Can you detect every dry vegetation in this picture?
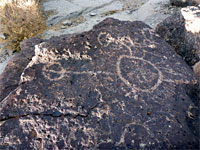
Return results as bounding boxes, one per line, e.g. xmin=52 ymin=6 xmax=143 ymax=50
xmin=0 ymin=0 xmax=47 ymax=51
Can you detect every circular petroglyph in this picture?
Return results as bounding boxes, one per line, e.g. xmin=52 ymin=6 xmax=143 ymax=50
xmin=42 ymin=62 xmax=66 ymax=81
xmin=117 ymin=55 xmax=163 ymax=92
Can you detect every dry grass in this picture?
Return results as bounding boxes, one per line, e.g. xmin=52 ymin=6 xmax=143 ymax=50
xmin=0 ymin=0 xmax=47 ymax=52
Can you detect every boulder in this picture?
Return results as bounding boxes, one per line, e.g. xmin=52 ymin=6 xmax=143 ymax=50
xmin=0 ymin=18 xmax=199 ymax=149
xmin=170 ymin=0 xmax=200 ymax=7
xmin=156 ymin=5 xmax=200 ymax=67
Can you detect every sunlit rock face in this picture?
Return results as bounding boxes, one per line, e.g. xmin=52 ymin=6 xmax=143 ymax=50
xmin=182 ymin=6 xmax=200 ymax=78
xmin=156 ymin=5 xmax=200 ymax=67
xmin=0 ymin=18 xmax=199 ymax=149
xmin=181 ymin=5 xmax=200 ymax=33
xmin=170 ymin=0 xmax=200 ymax=7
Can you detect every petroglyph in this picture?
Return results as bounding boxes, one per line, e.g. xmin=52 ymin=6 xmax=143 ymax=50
xmin=117 ymin=122 xmax=151 ymax=145
xmin=42 ymin=62 xmax=67 ymax=81
xmin=41 ymin=31 xmax=193 ymax=93
xmin=97 ymin=32 xmax=193 ymax=93
xmin=117 ymin=55 xmax=163 ymax=93
xmin=43 ymin=63 xmax=114 ymax=81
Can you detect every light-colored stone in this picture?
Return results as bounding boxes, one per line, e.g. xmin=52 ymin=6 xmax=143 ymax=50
xmin=0 ymin=33 xmax=7 ymax=40
xmin=181 ymin=5 xmax=200 ymax=33
xmin=90 ymin=12 xmax=97 ymax=16
xmin=62 ymin=20 xmax=72 ymax=26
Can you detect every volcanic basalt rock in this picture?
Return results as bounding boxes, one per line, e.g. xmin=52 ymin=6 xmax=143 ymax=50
xmin=156 ymin=5 xmax=200 ymax=67
xmin=0 ymin=18 xmax=199 ymax=149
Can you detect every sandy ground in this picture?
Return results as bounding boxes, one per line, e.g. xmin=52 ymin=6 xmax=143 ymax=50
xmin=0 ymin=0 xmax=179 ymax=74
xmin=42 ymin=0 xmax=178 ymax=37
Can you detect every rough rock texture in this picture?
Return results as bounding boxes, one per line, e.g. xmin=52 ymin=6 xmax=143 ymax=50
xmin=170 ymin=0 xmax=200 ymax=7
xmin=0 ymin=18 xmax=199 ymax=149
xmin=0 ymin=38 xmax=44 ymax=102
xmin=156 ymin=5 xmax=200 ymax=67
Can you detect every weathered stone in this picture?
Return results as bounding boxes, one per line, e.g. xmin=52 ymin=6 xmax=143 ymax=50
xmin=156 ymin=5 xmax=200 ymax=67
xmin=170 ymin=0 xmax=200 ymax=7
xmin=0 ymin=33 xmax=8 ymax=40
xmin=62 ymin=20 xmax=73 ymax=26
xmin=0 ymin=18 xmax=199 ymax=149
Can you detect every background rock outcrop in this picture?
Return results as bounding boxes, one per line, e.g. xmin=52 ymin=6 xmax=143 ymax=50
xmin=0 ymin=18 xmax=199 ymax=149
xmin=170 ymin=0 xmax=200 ymax=7
xmin=156 ymin=5 xmax=200 ymax=68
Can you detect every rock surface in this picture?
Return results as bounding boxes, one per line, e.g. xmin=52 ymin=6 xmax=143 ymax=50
xmin=0 ymin=38 xmax=43 ymax=103
xmin=156 ymin=5 xmax=200 ymax=67
xmin=170 ymin=0 xmax=200 ymax=7
xmin=0 ymin=18 xmax=199 ymax=149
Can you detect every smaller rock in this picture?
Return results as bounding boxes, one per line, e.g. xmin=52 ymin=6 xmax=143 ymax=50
xmin=61 ymin=26 xmax=67 ymax=29
xmin=62 ymin=20 xmax=72 ymax=26
xmin=181 ymin=5 xmax=200 ymax=33
xmin=90 ymin=12 xmax=97 ymax=16
xmin=0 ymin=33 xmax=8 ymax=40
xmin=156 ymin=5 xmax=200 ymax=67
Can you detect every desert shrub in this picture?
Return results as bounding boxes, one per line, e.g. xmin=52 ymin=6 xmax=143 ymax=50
xmin=0 ymin=0 xmax=47 ymax=52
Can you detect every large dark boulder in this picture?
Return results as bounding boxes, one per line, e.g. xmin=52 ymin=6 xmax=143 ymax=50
xmin=170 ymin=0 xmax=200 ymax=7
xmin=0 ymin=18 xmax=199 ymax=149
xmin=156 ymin=5 xmax=200 ymax=68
